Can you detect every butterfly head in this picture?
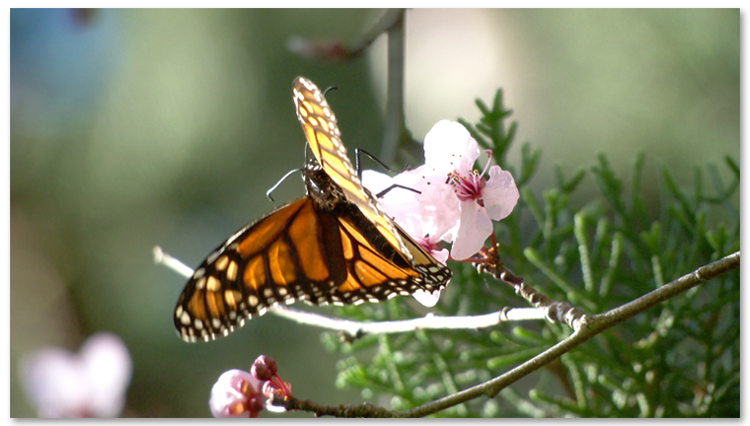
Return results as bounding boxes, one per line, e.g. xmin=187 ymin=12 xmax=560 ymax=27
xmin=304 ymin=157 xmax=346 ymax=211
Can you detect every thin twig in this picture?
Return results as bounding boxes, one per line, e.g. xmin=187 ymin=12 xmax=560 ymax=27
xmin=272 ymin=305 xmax=551 ymax=338
xmin=153 ymin=246 xmax=193 ymax=279
xmin=590 ymin=250 xmax=740 ymax=332
xmin=155 ymin=244 xmax=738 ymax=417
xmin=474 ymin=239 xmax=589 ymax=330
xmin=155 ymin=246 xmax=559 ymax=336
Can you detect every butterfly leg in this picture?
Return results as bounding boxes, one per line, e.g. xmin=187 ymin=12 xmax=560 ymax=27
xmin=374 ymin=184 xmax=420 ymax=199
xmin=354 ymin=148 xmax=402 ymax=181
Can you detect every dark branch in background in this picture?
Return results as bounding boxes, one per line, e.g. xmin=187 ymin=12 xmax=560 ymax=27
xmin=287 ymin=9 xmax=412 ymax=166
xmin=340 ymin=8 xmax=405 ymax=60
xmin=379 ymin=9 xmax=410 ymax=165
xmin=286 ymin=9 xmax=404 ymax=62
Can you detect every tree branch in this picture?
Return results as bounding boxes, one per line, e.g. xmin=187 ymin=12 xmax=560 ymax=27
xmin=154 ymin=245 xmax=738 ymax=417
xmin=273 ymin=251 xmax=740 ymax=417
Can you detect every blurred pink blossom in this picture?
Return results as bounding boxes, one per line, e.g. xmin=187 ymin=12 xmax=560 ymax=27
xmin=20 ymin=332 xmax=132 ymax=418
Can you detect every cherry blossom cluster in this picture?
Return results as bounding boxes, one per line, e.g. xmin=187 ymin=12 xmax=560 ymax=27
xmin=363 ymin=121 xmax=519 ymax=307
xmin=364 ymin=120 xmax=519 ymax=304
xmin=209 ymin=355 xmax=291 ymax=418
xmin=364 ymin=120 xmax=519 ymax=263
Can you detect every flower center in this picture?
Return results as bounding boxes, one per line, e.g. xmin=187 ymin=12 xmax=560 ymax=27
xmin=450 ymin=170 xmax=487 ymax=207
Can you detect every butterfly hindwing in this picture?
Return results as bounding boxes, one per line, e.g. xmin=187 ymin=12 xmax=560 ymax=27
xmin=175 ymin=178 xmax=441 ymax=342
xmin=175 ymin=197 xmax=309 ymax=342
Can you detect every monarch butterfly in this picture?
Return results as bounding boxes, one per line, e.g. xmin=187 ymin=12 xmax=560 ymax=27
xmin=174 ymin=77 xmax=452 ymax=342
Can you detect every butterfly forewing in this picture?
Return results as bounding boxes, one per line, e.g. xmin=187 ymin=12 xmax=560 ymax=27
xmin=292 ymin=77 xmax=414 ymax=263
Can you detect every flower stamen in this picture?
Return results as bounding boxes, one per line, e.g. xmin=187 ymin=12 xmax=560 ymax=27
xmin=449 ymin=170 xmax=487 ymax=206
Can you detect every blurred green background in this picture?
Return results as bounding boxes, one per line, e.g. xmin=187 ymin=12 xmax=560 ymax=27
xmin=10 ymin=9 xmax=739 ymax=417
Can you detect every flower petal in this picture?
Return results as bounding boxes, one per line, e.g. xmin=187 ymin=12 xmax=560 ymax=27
xmin=450 ymin=201 xmax=493 ymax=260
xmin=481 ymin=166 xmax=520 ymax=221
xmin=423 ymin=120 xmax=480 ymax=172
xmin=20 ymin=348 xmax=88 ymax=418
xmin=80 ymin=333 xmax=132 ymax=418
xmin=361 ymin=170 xmax=395 ymax=197
xmin=412 ymin=289 xmax=442 ymax=308
xmin=362 ymin=169 xmax=423 ymax=223
xmin=209 ymin=369 xmax=263 ymax=418
xmin=427 ymin=246 xmax=450 ymax=264
xmin=414 ymin=178 xmax=460 ymax=242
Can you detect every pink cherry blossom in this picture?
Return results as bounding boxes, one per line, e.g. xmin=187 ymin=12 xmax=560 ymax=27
xmin=19 ymin=332 xmax=132 ymax=418
xmin=365 ymin=120 xmax=519 ymax=262
xmin=412 ymin=120 xmax=518 ymax=260
xmin=209 ymin=369 xmax=266 ymax=418
xmin=210 ymin=355 xmax=291 ymax=418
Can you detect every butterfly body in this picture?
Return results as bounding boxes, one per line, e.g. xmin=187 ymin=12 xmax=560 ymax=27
xmin=174 ymin=77 xmax=451 ymax=342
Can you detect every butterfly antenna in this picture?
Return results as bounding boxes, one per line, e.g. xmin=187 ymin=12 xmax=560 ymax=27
xmin=353 ymin=148 xmax=421 ymax=198
xmin=266 ymin=168 xmax=303 ymax=202
xmin=323 ymin=86 xmax=338 ymax=97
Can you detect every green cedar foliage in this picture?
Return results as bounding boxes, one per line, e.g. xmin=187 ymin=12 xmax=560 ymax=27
xmin=325 ymin=89 xmax=739 ymax=418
